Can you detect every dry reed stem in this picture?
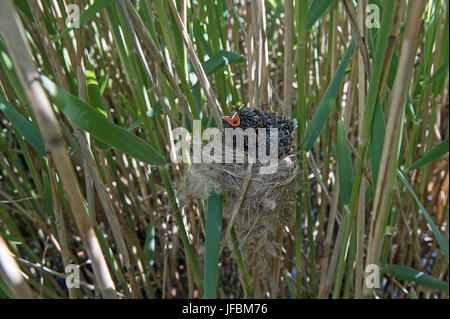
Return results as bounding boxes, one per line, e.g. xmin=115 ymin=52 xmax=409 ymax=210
xmin=270 ymin=228 xmax=283 ymax=298
xmin=258 ymin=0 xmax=269 ymax=109
xmin=15 ymin=257 xmax=97 ymax=291
xmin=341 ymin=0 xmax=370 ymax=80
xmin=78 ymin=2 xmax=142 ymax=297
xmin=355 ymin=0 xmax=367 ymax=299
xmin=364 ymin=0 xmax=427 ymax=298
xmin=282 ymin=0 xmax=294 ymax=116
xmin=0 ymin=0 xmax=117 ymax=299
xmin=318 ymin=207 xmax=346 ymax=298
xmin=123 ymin=0 xmax=193 ymax=122
xmin=246 ymin=0 xmax=256 ymax=107
xmin=49 ymin=159 xmax=76 ymax=299
xmin=317 ymin=43 xmax=358 ymax=298
xmin=75 ymin=0 xmax=95 ymax=241
xmin=378 ymin=0 xmax=404 ymax=96
xmin=0 ymin=234 xmax=33 ymax=298
xmin=119 ymin=0 xmax=193 ymax=126
xmin=27 ymin=0 xmax=70 ymax=91
xmin=168 ymin=0 xmax=223 ymax=130
xmin=219 ymin=163 xmax=254 ymax=256
xmin=117 ymin=0 xmax=178 ymax=129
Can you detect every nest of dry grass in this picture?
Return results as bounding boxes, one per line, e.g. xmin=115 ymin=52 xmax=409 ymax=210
xmin=178 ymin=143 xmax=299 ymax=281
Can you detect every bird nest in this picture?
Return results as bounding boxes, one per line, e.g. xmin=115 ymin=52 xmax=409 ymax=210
xmin=177 ymin=142 xmax=300 ymax=282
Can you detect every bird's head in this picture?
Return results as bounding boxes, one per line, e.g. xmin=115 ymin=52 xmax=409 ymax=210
xmin=222 ymin=112 xmax=240 ymax=128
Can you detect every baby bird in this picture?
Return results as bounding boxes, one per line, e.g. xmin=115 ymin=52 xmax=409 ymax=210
xmin=221 ymin=107 xmax=297 ymax=157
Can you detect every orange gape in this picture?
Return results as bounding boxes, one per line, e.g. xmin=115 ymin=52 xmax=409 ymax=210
xmin=222 ymin=114 xmax=240 ymax=127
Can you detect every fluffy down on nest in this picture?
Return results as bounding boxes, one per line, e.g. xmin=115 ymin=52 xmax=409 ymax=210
xmin=177 ymin=147 xmax=299 ymax=281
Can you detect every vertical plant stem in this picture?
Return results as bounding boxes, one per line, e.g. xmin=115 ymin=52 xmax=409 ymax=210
xmin=295 ymin=0 xmax=307 ymax=299
xmin=364 ymin=0 xmax=427 ymax=298
xmin=168 ymin=0 xmax=223 ymax=129
xmin=283 ymin=0 xmax=294 ymax=115
xmin=333 ymin=0 xmax=397 ymax=296
xmin=0 ymin=0 xmax=117 ymax=298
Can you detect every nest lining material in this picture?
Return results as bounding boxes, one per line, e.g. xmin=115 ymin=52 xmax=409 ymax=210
xmin=177 ymin=144 xmax=299 ymax=281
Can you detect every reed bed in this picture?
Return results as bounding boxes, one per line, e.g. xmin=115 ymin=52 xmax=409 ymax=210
xmin=0 ymin=0 xmax=448 ymax=299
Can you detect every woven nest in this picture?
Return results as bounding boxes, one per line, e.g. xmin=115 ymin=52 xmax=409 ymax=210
xmin=177 ymin=141 xmax=299 ymax=281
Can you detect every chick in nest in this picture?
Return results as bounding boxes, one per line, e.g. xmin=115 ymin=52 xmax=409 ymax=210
xmin=221 ymin=106 xmax=298 ymax=157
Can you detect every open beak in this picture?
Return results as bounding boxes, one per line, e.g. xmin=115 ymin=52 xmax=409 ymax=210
xmin=222 ymin=113 xmax=240 ymax=127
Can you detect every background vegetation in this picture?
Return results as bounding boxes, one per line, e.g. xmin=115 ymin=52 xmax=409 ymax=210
xmin=0 ymin=0 xmax=448 ymax=299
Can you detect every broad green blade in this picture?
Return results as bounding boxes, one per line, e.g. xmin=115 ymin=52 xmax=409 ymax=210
xmin=13 ymin=0 xmax=34 ymax=21
xmin=42 ymin=175 xmax=55 ymax=230
xmin=283 ymin=272 xmax=298 ymax=298
xmin=203 ymin=50 xmax=244 ymax=75
xmin=304 ymin=39 xmax=355 ymax=152
xmin=85 ymin=65 xmax=109 ymax=150
xmin=125 ymin=104 xmax=163 ymax=132
xmin=370 ymin=98 xmax=385 ymax=189
xmin=0 ymin=95 xmax=46 ymax=156
xmin=204 ymin=192 xmax=223 ymax=299
xmin=193 ymin=19 xmax=212 ymax=57
xmin=337 ymin=121 xmax=354 ymax=205
xmin=408 ymin=139 xmax=449 ymax=171
xmin=190 ymin=50 xmax=244 ymax=87
xmin=405 ymin=95 xmax=416 ymax=121
xmin=86 ymin=69 xmax=107 ymax=116
xmin=306 ymin=0 xmax=334 ymax=30
xmin=397 ymin=170 xmax=449 ymax=261
xmin=41 ymin=76 xmax=166 ymax=166
xmin=126 ymin=118 xmax=143 ymax=132
xmin=383 ymin=265 xmax=449 ymax=292
xmin=0 ymin=275 xmax=14 ymax=299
